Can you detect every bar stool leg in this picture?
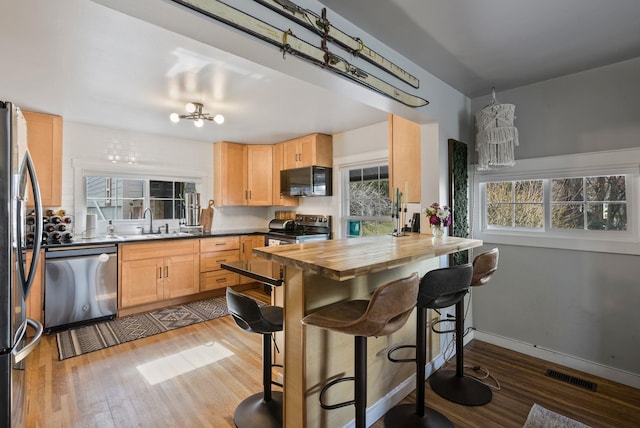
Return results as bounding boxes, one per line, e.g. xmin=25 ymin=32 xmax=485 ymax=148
xmin=354 ymin=336 xmax=367 ymax=428
xmin=384 ymin=308 xmax=453 ymax=427
xmin=429 ymin=300 xmax=492 ymax=406
xmin=233 ymin=332 xmax=283 ymax=428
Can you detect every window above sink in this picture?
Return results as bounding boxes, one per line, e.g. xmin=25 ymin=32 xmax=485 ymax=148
xmin=85 ymin=176 xmax=197 ymax=222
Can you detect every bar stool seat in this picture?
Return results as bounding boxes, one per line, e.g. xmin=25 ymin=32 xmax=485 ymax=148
xmin=302 ymin=272 xmax=420 ymax=428
xmin=226 ymin=288 xmax=283 ymax=428
xmin=385 ymin=264 xmax=473 ymax=427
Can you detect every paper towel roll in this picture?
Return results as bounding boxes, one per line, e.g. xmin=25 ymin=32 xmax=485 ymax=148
xmin=85 ymin=213 xmax=97 ymax=238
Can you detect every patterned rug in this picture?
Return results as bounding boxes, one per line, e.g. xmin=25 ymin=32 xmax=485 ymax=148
xmin=523 ymin=403 xmax=590 ymax=428
xmin=56 ymin=296 xmax=231 ymax=360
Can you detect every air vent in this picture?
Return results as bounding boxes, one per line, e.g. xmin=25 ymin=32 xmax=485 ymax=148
xmin=544 ymin=369 xmax=598 ymax=392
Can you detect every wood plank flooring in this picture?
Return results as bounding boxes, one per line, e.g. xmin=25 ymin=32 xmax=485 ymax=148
xmin=25 ymin=290 xmax=640 ymax=427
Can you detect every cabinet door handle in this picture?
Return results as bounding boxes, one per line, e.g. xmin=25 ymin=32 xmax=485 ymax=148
xmin=242 ymin=243 xmax=245 ymax=252
xmin=244 ymin=190 xmax=248 ymax=200
xmin=215 ymin=259 xmax=227 ymax=263
xmin=159 ymin=267 xmax=162 ymax=279
xmin=216 ymin=277 xmax=227 ymax=283
xmin=165 ymin=266 xmax=169 ymax=278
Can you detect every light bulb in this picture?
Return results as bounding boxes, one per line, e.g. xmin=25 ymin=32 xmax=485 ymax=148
xmin=185 ymin=102 xmax=196 ymax=113
xmin=169 ymin=113 xmax=180 ymax=123
xmin=213 ymin=114 xmax=225 ymax=124
xmin=194 ymin=118 xmax=204 ymax=127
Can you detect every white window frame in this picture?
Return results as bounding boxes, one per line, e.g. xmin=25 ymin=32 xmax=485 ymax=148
xmin=335 ymin=150 xmax=391 ymax=238
xmin=472 ymin=148 xmax=640 ymax=255
xmin=72 ymin=159 xmax=205 ymax=226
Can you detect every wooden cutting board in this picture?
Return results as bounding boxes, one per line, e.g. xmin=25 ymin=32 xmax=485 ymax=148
xmin=199 ymin=200 xmax=214 ymax=233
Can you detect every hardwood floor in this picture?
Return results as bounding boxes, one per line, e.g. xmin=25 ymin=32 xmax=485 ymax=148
xmin=25 ymin=291 xmax=640 ymax=427
xmin=371 ymin=340 xmax=640 ymax=428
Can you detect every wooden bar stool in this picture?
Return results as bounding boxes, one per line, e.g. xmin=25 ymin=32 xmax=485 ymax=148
xmin=301 ymin=272 xmax=420 ymax=428
xmin=385 ymin=264 xmax=473 ymax=427
xmin=226 ymin=288 xmax=283 ymax=428
xmin=429 ymin=248 xmax=499 ymax=406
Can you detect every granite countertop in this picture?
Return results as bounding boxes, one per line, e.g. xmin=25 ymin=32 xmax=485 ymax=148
xmin=254 ymin=233 xmax=482 ymax=281
xmin=42 ymin=228 xmax=269 ymax=249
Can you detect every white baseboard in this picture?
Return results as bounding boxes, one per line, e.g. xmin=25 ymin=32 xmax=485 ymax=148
xmin=473 ymin=330 xmax=640 ymax=389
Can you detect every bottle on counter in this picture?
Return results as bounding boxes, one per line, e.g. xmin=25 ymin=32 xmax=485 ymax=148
xmin=44 ymin=223 xmax=56 ymax=233
xmin=50 ymin=216 xmax=62 ymax=224
xmin=106 ymin=220 xmax=115 ymax=237
xmin=61 ymin=232 xmax=73 ymax=242
xmin=56 ymin=223 xmax=67 ymax=232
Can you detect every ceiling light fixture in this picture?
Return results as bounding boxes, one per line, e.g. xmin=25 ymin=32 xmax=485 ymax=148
xmin=170 ymin=102 xmax=224 ymax=127
xmin=475 ymin=88 xmax=519 ymax=170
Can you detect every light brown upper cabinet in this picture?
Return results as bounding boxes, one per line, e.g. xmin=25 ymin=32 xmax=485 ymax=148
xmin=272 ymin=143 xmax=299 ymax=206
xmin=214 ymin=142 xmax=273 ymax=206
xmin=388 ymin=114 xmax=421 ymax=203
xmin=22 ymin=111 xmax=63 ymax=207
xmin=282 ymin=133 xmax=333 ymax=170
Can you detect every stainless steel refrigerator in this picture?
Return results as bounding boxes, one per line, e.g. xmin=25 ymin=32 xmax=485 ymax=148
xmin=1 ymin=101 xmax=44 ymax=427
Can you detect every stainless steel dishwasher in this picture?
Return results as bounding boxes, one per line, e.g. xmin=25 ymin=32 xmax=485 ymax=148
xmin=44 ymin=245 xmax=117 ymax=333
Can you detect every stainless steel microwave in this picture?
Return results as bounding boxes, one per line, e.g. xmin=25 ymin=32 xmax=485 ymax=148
xmin=280 ymin=166 xmax=333 ymax=197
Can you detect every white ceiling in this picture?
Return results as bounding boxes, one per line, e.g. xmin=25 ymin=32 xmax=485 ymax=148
xmin=2 ymin=0 xmax=639 ymax=144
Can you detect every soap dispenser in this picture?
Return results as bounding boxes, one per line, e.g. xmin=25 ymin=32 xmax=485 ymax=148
xmin=106 ymin=220 xmax=115 ymax=237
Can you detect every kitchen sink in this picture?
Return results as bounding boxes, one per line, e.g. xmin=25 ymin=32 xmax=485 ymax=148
xmin=116 ymin=232 xmax=194 ymax=241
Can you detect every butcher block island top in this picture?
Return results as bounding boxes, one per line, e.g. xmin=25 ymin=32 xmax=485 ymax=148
xmin=252 ymin=233 xmax=482 ymax=428
xmin=253 ymin=233 xmax=482 ymax=281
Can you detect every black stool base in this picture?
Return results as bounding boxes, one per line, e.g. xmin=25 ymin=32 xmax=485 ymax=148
xmin=233 ymin=391 xmax=283 ymax=428
xmin=429 ymin=371 xmax=492 ymax=406
xmin=384 ymin=404 xmax=453 ymax=428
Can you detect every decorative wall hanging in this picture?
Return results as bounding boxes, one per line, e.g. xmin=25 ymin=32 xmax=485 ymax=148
xmin=447 ymin=139 xmax=469 ymax=266
xmin=475 ymin=88 xmax=519 ymax=170
xmin=253 ymin=0 xmax=420 ymax=88
xmin=171 ymin=0 xmax=428 ymax=108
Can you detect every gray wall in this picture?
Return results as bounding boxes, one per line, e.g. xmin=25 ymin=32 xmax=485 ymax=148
xmin=469 ymin=58 xmax=640 ymax=377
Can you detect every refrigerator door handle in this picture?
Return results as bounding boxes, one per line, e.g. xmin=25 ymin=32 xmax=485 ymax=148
xmin=12 ymin=318 xmax=43 ymax=363
xmin=16 ymin=150 xmax=43 ymax=297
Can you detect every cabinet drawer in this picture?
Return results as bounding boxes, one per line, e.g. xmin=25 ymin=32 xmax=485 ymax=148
xmin=121 ymin=239 xmax=198 ymax=261
xmin=200 ymin=250 xmax=239 ymax=272
xmin=200 ymin=236 xmax=240 ymax=252
xmin=200 ymin=271 xmax=239 ymax=291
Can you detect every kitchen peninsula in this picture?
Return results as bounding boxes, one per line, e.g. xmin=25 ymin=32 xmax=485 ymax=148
xmin=253 ymin=234 xmax=482 ymax=428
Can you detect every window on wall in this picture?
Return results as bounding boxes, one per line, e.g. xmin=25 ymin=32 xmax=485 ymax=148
xmin=483 ymin=175 xmax=627 ymax=232
xmin=85 ymin=176 xmax=196 ymax=221
xmin=343 ymin=164 xmax=394 ymax=237
xmin=474 ymin=149 xmax=639 ymax=255
xmin=486 ymin=180 xmax=543 ymax=229
xmin=551 ymin=176 xmax=626 ymax=230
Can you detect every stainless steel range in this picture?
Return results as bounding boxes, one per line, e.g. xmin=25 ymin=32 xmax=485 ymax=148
xmin=265 ymin=214 xmax=332 ymax=246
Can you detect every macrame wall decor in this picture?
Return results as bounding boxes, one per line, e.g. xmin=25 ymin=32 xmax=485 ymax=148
xmin=475 ymin=88 xmax=519 ymax=170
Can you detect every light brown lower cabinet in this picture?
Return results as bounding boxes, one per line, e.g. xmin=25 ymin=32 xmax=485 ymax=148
xmin=199 ymin=237 xmax=240 ymax=291
xmin=120 ymin=239 xmax=199 ymax=308
xmin=119 ymin=235 xmax=264 ymax=311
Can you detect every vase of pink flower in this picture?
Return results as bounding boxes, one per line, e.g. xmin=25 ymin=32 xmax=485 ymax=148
xmin=424 ymin=202 xmax=451 ymax=239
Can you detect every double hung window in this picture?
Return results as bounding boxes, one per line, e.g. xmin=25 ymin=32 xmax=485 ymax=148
xmin=343 ymin=164 xmax=394 ymax=237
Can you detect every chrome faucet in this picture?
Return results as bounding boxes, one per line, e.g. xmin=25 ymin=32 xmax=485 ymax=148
xmin=143 ymin=207 xmax=153 ymax=234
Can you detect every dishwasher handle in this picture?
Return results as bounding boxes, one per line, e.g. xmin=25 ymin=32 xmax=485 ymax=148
xmin=45 ymin=245 xmax=117 ymax=259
